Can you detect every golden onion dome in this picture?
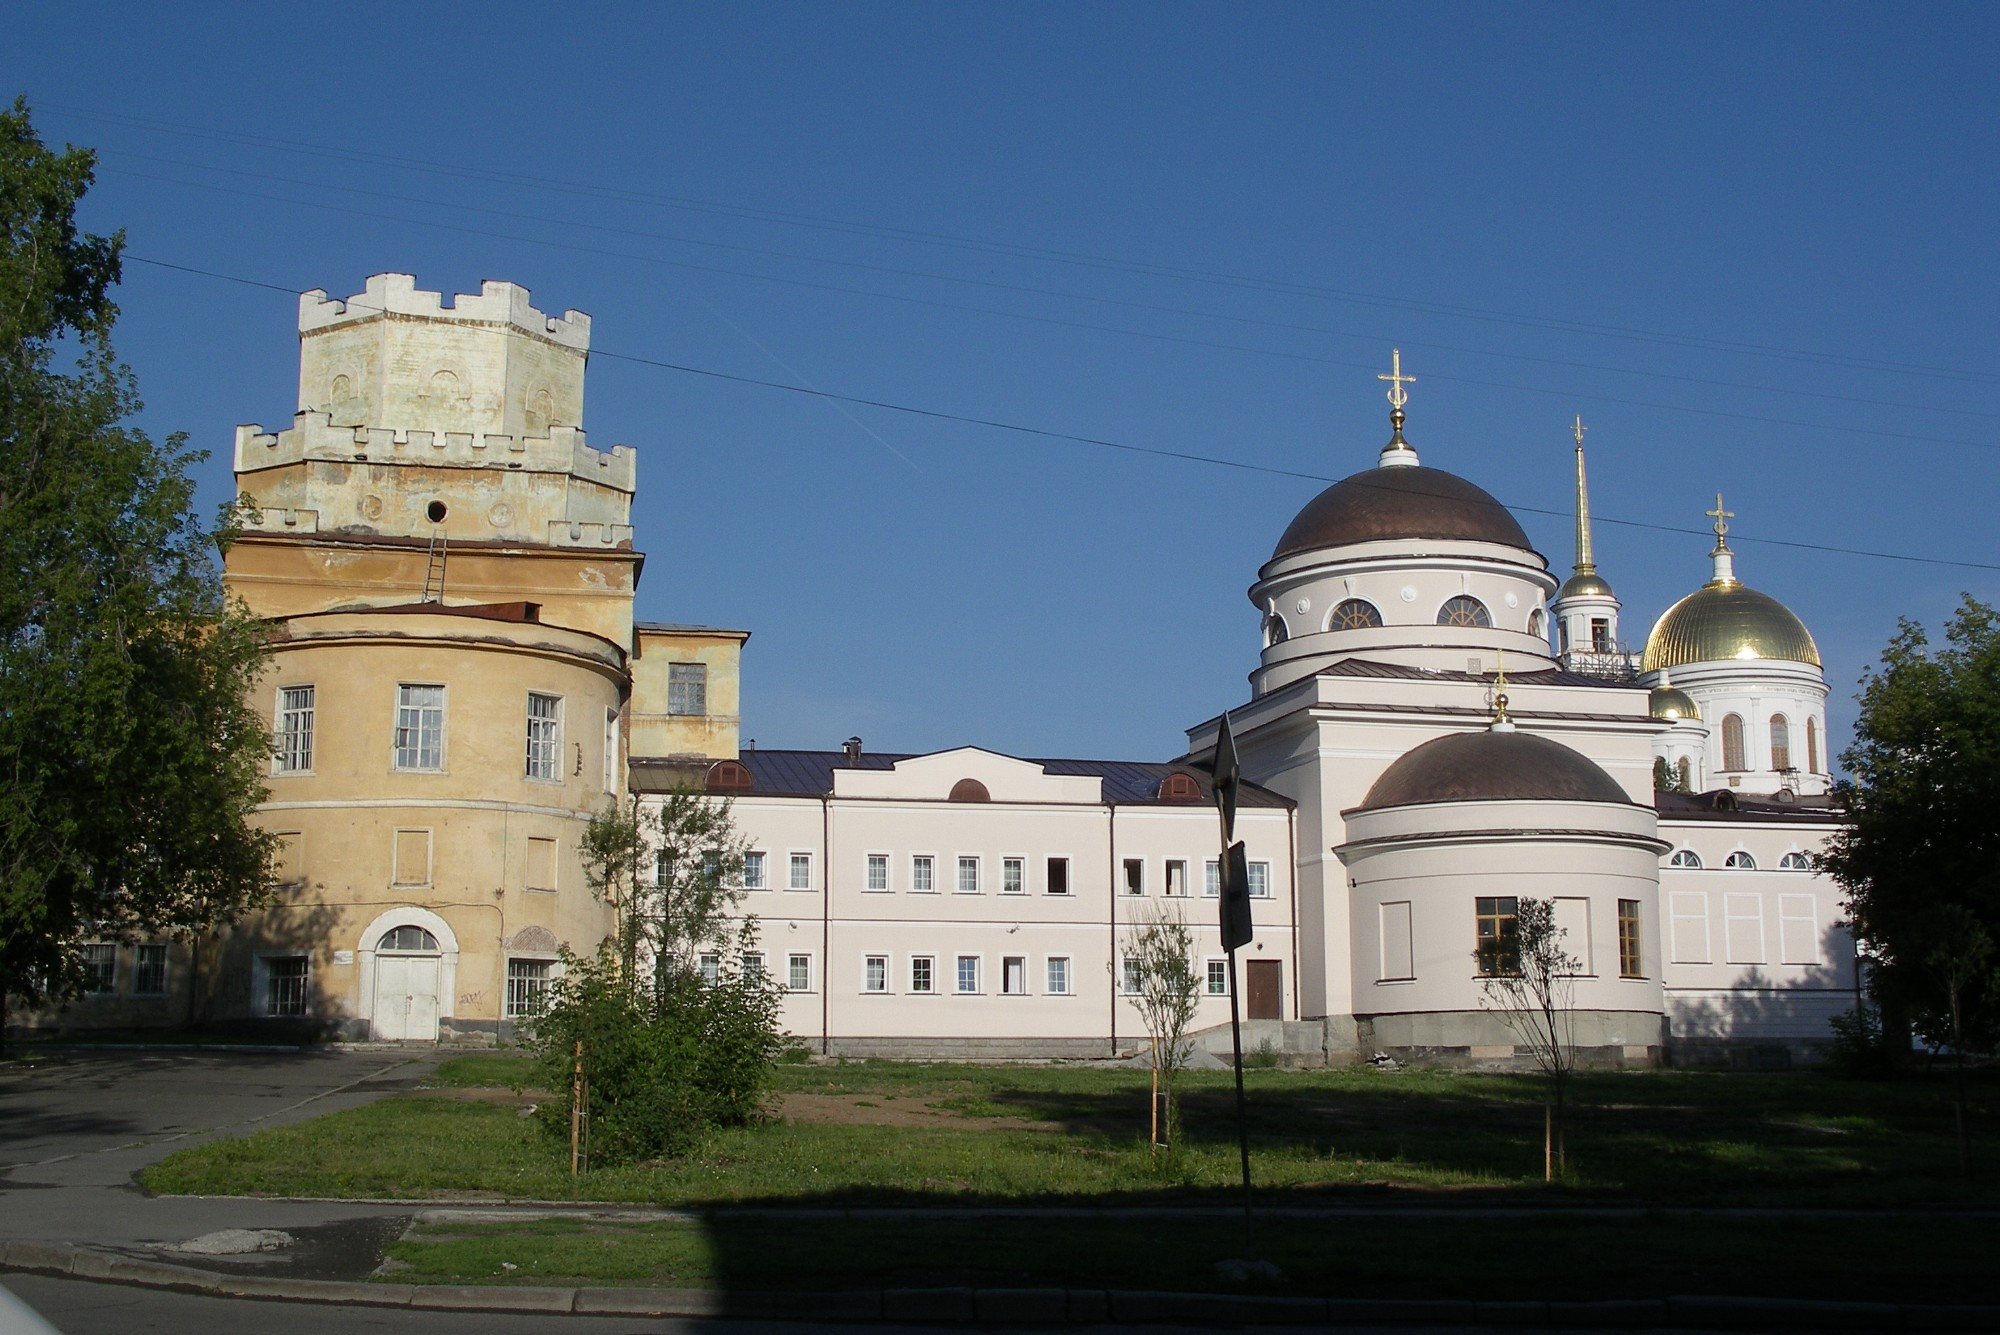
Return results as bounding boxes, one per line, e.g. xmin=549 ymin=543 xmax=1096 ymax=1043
xmin=1641 ymin=580 xmax=1820 ymax=672
xmin=1649 ymin=685 xmax=1700 ymax=721
xmin=1559 ymin=570 xmax=1616 ymax=600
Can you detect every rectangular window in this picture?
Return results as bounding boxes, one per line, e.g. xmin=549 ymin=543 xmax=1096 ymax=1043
xmin=1002 ymin=955 xmax=1027 ymax=995
xmin=1379 ymin=901 xmax=1415 ymax=981
xmin=1248 ymin=861 xmax=1272 ymax=899
xmin=1045 ymin=857 xmax=1068 ymax=895
xmin=265 ymin=956 xmax=309 ymax=1016
xmin=702 ymin=851 xmax=722 ymax=885
xmin=275 ymin=685 xmax=314 ymax=773
xmin=81 ymin=943 xmax=117 ymax=994
xmin=1121 ymin=954 xmax=1143 ymax=994
xmin=1204 ymin=860 xmax=1221 ymax=897
xmin=912 ymin=855 xmax=935 ymax=893
xmin=699 ymin=952 xmax=721 ymax=986
xmin=1046 ymin=956 xmax=1071 ymax=995
xmin=1778 ymin=893 xmax=1819 ymax=966
xmin=393 ymin=828 xmax=433 ymax=887
xmin=525 ymin=692 xmax=562 ymax=781
xmin=957 ymin=856 xmax=980 ymax=894
xmin=865 ymin=854 xmax=889 ymax=892
xmin=505 ymin=960 xmax=552 ymax=1017
xmin=1669 ymin=890 xmax=1712 ymax=964
xmin=603 ymin=708 xmax=619 ymax=792
xmin=788 ymin=852 xmax=812 ymax=890
xmin=1165 ymin=859 xmax=1187 ymax=897
xmin=910 ymin=955 xmax=934 ymax=994
xmin=1474 ymin=896 xmax=1520 ymax=977
xmin=741 ymin=951 xmax=765 ymax=980
xmin=1123 ymin=858 xmax=1144 ymax=896
xmin=525 ymin=836 xmax=557 ymax=892
xmin=1618 ymin=899 xmax=1644 ymax=978
xmin=394 ymin=684 xmax=444 ymax=771
xmin=956 ymin=955 xmax=980 ymax=994
xmin=667 ymin=662 xmax=707 ymax=716
xmin=1724 ymin=892 xmax=1766 ymax=964
xmin=1207 ymin=958 xmax=1229 ymax=995
xmin=654 ymin=848 xmax=674 ymax=887
xmin=135 ymin=943 xmax=169 ymax=996
xmin=743 ymin=851 xmax=766 ymax=890
xmin=788 ymin=954 xmax=812 ymax=992
xmin=864 ymin=954 xmax=888 ymax=993
xmin=1002 ymin=857 xmax=1025 ymax=895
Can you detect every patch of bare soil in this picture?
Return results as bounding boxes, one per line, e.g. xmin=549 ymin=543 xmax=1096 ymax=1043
xmin=778 ymin=1092 xmax=1058 ymax=1131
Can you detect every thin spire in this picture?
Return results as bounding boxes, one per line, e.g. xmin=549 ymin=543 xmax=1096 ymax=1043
xmin=1377 ymin=349 xmax=1419 ymax=467
xmin=1572 ymin=415 xmax=1596 ymax=576
xmin=1706 ymin=492 xmax=1738 ymax=586
xmin=1489 ymin=651 xmax=1514 ymax=730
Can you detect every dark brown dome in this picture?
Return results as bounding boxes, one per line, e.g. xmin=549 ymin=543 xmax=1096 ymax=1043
xmin=1359 ymin=730 xmax=1629 ymax=810
xmin=1272 ymin=466 xmax=1532 ymax=561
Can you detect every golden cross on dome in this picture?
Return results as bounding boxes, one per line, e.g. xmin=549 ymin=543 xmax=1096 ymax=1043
xmin=1378 ymin=349 xmax=1415 ymax=411
xmin=1707 ymin=492 xmax=1734 ymax=544
xmin=1573 ymin=415 xmax=1587 ymax=448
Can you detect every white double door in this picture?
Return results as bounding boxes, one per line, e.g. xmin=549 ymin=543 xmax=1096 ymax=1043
xmin=374 ymin=953 xmax=441 ymax=1041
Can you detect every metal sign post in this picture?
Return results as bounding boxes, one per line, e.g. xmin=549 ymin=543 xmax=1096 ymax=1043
xmin=1209 ymin=711 xmax=1256 ymax=1258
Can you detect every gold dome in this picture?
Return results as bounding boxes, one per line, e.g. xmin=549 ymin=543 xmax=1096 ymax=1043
xmin=1641 ymin=581 xmax=1820 ymax=672
xmin=1649 ymin=685 xmax=1700 ymax=721
xmin=1559 ymin=570 xmax=1616 ymax=600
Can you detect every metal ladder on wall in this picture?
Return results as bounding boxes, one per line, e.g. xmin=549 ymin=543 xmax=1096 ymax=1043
xmin=422 ymin=528 xmax=448 ymax=603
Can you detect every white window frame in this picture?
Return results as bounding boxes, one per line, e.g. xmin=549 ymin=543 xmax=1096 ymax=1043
xmin=787 ymin=953 xmax=813 ymax=993
xmin=909 ymin=954 xmax=935 ymax=994
xmin=1165 ymin=859 xmax=1187 ymax=898
xmin=788 ymin=851 xmax=813 ymax=891
xmin=698 ymin=952 xmax=721 ymax=986
xmin=1001 ymin=856 xmax=1025 ymax=895
xmin=742 ymin=851 xmax=767 ymax=891
xmin=1725 ymin=850 xmax=1758 ymax=870
xmin=1204 ymin=859 xmax=1221 ymax=897
xmin=1121 ymin=953 xmax=1144 ymax=995
xmin=1001 ymin=955 xmax=1027 ymax=995
xmin=1207 ymin=958 xmax=1229 ymax=995
xmin=393 ymin=683 xmax=446 ymax=772
xmin=1045 ymin=856 xmax=1069 ymax=896
xmin=1669 ymin=848 xmax=1703 ymax=869
xmin=741 ymin=950 xmax=765 ymax=980
xmin=863 ymin=954 xmax=889 ymax=993
xmin=505 ymin=958 xmax=555 ymax=1018
xmin=1122 ymin=858 xmax=1145 ymax=897
xmin=667 ymin=662 xmax=707 ymax=717
xmin=956 ymin=954 xmax=981 ymax=994
xmin=1248 ymin=861 xmax=1272 ymax=899
xmin=1778 ymin=851 xmax=1812 ymax=871
xmin=865 ymin=853 xmax=890 ymax=893
xmin=274 ymin=684 xmax=315 ymax=774
xmin=911 ymin=854 xmax=936 ymax=894
xmin=525 ymin=691 xmax=563 ymax=782
xmin=1045 ymin=955 xmax=1071 ymax=995
xmin=956 ymin=855 xmax=981 ymax=895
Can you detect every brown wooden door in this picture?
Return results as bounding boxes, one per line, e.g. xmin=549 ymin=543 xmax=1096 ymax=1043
xmin=1245 ymin=960 xmax=1282 ymax=1020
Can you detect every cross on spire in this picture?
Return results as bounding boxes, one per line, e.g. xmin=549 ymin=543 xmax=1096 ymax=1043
xmin=1378 ymin=349 xmax=1416 ymax=411
xmin=1573 ymin=415 xmax=1586 ymax=448
xmin=1707 ymin=492 xmax=1734 ymax=546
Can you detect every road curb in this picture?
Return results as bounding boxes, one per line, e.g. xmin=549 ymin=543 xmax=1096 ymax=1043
xmin=7 ymin=1238 xmax=1998 ymax=1326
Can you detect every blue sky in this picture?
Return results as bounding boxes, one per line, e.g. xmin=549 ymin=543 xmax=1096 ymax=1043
xmin=8 ymin=2 xmax=1997 ymax=763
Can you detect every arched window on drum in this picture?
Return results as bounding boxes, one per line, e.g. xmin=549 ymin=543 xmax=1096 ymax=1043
xmin=1770 ymin=714 xmax=1792 ymax=771
xmin=1437 ymin=595 xmax=1491 ymax=628
xmin=1806 ymin=717 xmax=1819 ymax=774
xmin=1721 ymin=713 xmax=1746 ymax=772
xmin=1328 ymin=599 xmax=1383 ymax=630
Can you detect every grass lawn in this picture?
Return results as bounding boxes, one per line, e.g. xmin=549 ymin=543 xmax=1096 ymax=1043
xmin=140 ymin=1056 xmax=1999 ymax=1210
xmin=380 ymin=1212 xmax=2000 ymax=1302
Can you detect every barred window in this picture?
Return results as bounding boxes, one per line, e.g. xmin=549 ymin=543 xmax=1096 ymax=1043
xmin=265 ymin=956 xmax=309 ymax=1016
xmin=525 ymin=692 xmax=562 ymax=781
xmin=276 ymin=685 xmax=315 ymax=772
xmin=394 ymin=684 xmax=444 ymax=771
xmin=506 ymin=960 xmax=552 ymax=1018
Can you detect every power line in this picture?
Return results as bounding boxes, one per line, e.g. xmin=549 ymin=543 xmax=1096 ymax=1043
xmin=124 ymin=254 xmax=2000 ymax=576
xmin=53 ymin=101 xmax=2000 ymax=387
xmin=103 ymin=168 xmax=1998 ymax=454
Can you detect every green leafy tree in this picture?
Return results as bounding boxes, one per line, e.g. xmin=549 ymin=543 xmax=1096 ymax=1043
xmin=1477 ymin=897 xmax=1580 ymax=1181
xmin=0 ymin=99 xmax=276 ymax=1030
xmin=1821 ymin=596 xmax=2000 ymax=1058
xmin=1125 ymin=903 xmax=1201 ymax=1151
xmin=550 ymin=783 xmax=781 ymax=1163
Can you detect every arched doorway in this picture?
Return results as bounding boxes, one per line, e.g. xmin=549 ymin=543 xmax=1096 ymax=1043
xmin=358 ymin=907 xmax=459 ymax=1041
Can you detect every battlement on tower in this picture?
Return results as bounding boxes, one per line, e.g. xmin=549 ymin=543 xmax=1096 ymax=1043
xmin=299 ymin=273 xmax=590 ymax=350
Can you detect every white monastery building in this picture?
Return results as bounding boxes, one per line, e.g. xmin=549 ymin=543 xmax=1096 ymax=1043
xmin=23 ymin=277 xmax=1854 ymax=1064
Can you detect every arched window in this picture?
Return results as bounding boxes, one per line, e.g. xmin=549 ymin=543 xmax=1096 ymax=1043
xmin=379 ymin=926 xmax=439 ymax=952
xmin=1437 ymin=595 xmax=1492 ymax=628
xmin=1670 ymin=849 xmax=1703 ymax=869
xmin=1770 ymin=714 xmax=1791 ymax=771
xmin=1329 ymin=599 xmax=1383 ymax=630
xmin=1157 ymin=772 xmax=1203 ymax=801
xmin=1725 ymin=850 xmax=1758 ymax=870
xmin=1721 ymin=713 xmax=1746 ymax=771
xmin=1676 ymin=756 xmax=1693 ymax=790
xmin=1264 ymin=614 xmax=1288 ymax=647
xmin=1527 ymin=608 xmax=1544 ymax=638
xmin=1806 ymin=717 xmax=1819 ymax=774
xmin=705 ymin=759 xmax=754 ymax=792
xmin=948 ymin=778 xmax=990 ymax=802
xmin=1778 ymin=852 xmax=1812 ymax=871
